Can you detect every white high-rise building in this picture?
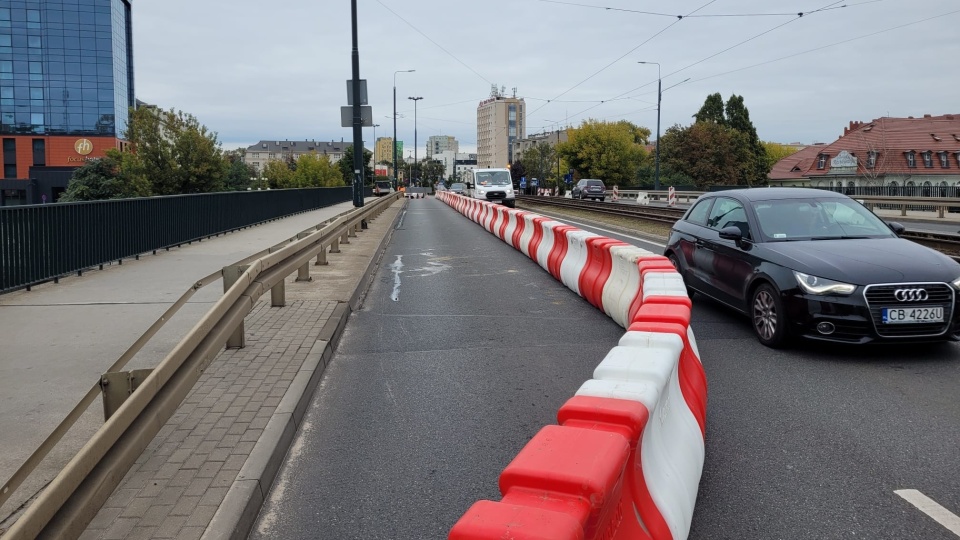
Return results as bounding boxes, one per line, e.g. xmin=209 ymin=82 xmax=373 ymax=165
xmin=477 ymin=85 xmax=525 ymax=168
xmin=426 ymin=135 xmax=458 ymax=158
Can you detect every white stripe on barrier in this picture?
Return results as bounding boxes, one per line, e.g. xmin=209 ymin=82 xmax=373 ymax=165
xmin=517 ymin=214 xmax=538 ymax=258
xmin=558 ymin=230 xmax=599 ymax=295
xmin=578 ymin=331 xmax=704 ymax=540
xmin=642 ymin=272 xmax=689 ymax=302
xmin=601 ymin=245 xmax=656 ymax=327
xmin=501 ymin=209 xmax=519 ymax=245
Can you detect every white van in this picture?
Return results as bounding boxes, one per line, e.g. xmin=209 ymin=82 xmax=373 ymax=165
xmin=469 ymin=168 xmax=516 ymax=208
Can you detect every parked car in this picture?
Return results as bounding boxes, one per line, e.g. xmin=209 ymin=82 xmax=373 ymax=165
xmin=449 ymin=182 xmax=468 ymax=195
xmin=572 ymin=179 xmax=606 ymax=201
xmin=664 ymin=188 xmax=960 ymax=347
xmin=373 ymin=180 xmax=394 ymax=196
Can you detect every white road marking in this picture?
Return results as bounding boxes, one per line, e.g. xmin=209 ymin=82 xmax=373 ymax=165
xmin=396 ymin=208 xmax=407 ymax=229
xmin=526 ymin=211 xmax=668 ymax=249
xmin=389 ymin=255 xmax=403 ymax=302
xmin=895 ymin=489 xmax=960 ymax=536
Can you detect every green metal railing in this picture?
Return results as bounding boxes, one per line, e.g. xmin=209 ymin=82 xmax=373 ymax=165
xmin=0 ymin=187 xmax=369 ymax=294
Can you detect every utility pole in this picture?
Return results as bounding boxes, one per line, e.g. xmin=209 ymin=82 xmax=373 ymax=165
xmin=350 ymin=0 xmax=364 ymax=207
xmin=393 ymin=69 xmax=414 ymax=190
xmin=408 ymin=96 xmax=423 ymax=185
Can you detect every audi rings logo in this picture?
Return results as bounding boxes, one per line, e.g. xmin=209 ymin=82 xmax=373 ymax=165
xmin=894 ymin=288 xmax=929 ymax=302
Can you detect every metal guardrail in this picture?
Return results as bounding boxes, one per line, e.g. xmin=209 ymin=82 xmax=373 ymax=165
xmin=0 ymin=187 xmax=369 ymax=294
xmin=0 ymin=193 xmax=402 ymax=539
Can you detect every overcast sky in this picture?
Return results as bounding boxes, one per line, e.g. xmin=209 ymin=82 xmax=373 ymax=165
xmin=132 ymin=0 xmax=960 ymax=156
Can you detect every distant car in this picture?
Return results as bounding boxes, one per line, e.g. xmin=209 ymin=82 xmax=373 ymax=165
xmin=664 ymin=188 xmax=960 ymax=348
xmin=373 ymin=180 xmax=394 ymax=196
xmin=572 ymin=179 xmax=606 ymax=201
xmin=449 ymin=182 xmax=468 ymax=195
xmin=470 ymin=168 xmax=516 ymax=208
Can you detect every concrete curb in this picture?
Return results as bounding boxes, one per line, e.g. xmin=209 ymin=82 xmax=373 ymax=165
xmin=200 ymin=201 xmax=404 ymax=540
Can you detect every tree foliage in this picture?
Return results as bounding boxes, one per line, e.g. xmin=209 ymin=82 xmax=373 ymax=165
xmin=658 ymin=122 xmax=754 ymax=190
xmin=762 ymin=142 xmax=800 ymax=168
xmin=60 ymin=148 xmax=151 ymax=201
xmin=338 ymin=146 xmax=374 ymax=185
xmin=694 ymin=93 xmax=726 ymax=124
xmin=263 ymin=159 xmax=294 ymax=189
xmin=294 ymin=153 xmax=344 ymax=187
xmin=125 ymin=107 xmax=227 ymax=195
xmin=520 ymin=142 xmax=558 ymax=187
xmin=557 ymin=120 xmax=649 ymax=186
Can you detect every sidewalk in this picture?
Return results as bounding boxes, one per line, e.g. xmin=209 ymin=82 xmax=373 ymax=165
xmin=0 ymin=197 xmax=403 ymax=538
xmin=68 ymin=198 xmax=403 ymax=540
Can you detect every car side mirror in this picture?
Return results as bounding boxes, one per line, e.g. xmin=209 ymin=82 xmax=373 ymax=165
xmin=887 ymin=221 xmax=906 ymax=235
xmin=719 ymin=225 xmax=744 ymax=241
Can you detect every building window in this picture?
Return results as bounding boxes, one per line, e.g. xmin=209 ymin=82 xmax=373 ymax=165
xmin=922 ymin=151 xmax=933 ymax=168
xmin=938 ymin=151 xmax=949 ymax=168
xmin=32 ymin=139 xmax=45 ymax=166
xmin=905 ymin=151 xmax=916 ymax=168
xmin=26 ymin=9 xmax=41 ymax=29
xmin=0 ymin=60 xmax=11 ymax=80
xmin=3 ymin=138 xmax=16 ymax=179
xmin=866 ymin=151 xmax=877 ymax=169
xmin=817 ymin=154 xmax=827 ymax=169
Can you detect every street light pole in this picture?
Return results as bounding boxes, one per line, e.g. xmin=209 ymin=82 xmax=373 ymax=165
xmin=639 ymin=61 xmax=662 ymax=191
xmin=393 ymin=69 xmax=414 ymax=189
xmin=350 ymin=0 xmax=364 ymax=207
xmin=408 ymin=96 xmax=423 ymax=185
xmin=372 ymin=123 xmax=380 ymax=173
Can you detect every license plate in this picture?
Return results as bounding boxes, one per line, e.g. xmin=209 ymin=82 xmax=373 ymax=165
xmin=881 ymin=306 xmax=944 ymax=324
xmin=490 ymin=199 xmax=502 ymax=204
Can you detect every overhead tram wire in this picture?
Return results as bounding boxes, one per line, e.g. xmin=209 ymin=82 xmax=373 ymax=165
xmin=537 ymin=0 xmax=885 ymax=19
xmin=557 ymin=0 xmax=857 ymax=126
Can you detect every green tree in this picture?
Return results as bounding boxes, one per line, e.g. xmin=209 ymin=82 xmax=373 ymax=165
xmin=263 ymin=159 xmax=295 ymax=189
xmin=659 ymin=122 xmax=753 ymax=190
xmin=338 ymin=146 xmax=374 ymax=185
xmin=294 ymin=153 xmax=344 ymax=187
xmin=694 ymin=93 xmax=726 ymax=124
xmin=60 ymin=148 xmax=151 ymax=201
xmin=557 ymin=119 xmax=649 ymax=185
xmin=762 ymin=142 xmax=800 ymax=168
xmin=224 ymin=159 xmax=255 ymax=191
xmin=520 ymin=142 xmax=557 ymax=189
xmin=124 ymin=106 xmax=227 ymax=195
xmin=724 ymin=94 xmax=768 ymax=185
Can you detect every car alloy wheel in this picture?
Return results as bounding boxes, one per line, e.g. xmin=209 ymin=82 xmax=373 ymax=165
xmin=751 ymin=283 xmax=787 ymax=348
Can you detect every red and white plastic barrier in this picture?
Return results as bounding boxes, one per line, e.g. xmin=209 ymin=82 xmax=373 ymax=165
xmin=433 ymin=191 xmax=708 ymax=540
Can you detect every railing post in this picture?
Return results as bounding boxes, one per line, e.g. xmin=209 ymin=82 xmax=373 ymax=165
xmin=315 ymin=244 xmax=328 ymax=266
xmin=330 ymin=236 xmax=341 ymax=253
xmin=222 ymin=265 xmax=250 ymax=348
xmin=266 ymin=245 xmax=286 ymax=307
xmin=341 ymin=229 xmax=351 ymax=244
xmin=296 ymin=232 xmax=313 ymax=282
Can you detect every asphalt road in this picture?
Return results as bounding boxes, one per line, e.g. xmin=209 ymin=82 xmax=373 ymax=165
xmin=249 ymin=197 xmax=626 ymax=539
xmin=250 ymin=199 xmax=960 ymax=540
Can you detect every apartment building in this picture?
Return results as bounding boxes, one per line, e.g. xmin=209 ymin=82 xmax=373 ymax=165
xmin=243 ymin=139 xmax=349 ymax=174
xmin=426 ymin=135 xmax=458 ymax=158
xmin=476 ymin=85 xmax=525 ymax=168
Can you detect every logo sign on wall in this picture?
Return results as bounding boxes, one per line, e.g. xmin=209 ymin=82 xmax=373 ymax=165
xmin=74 ymin=139 xmax=93 ymax=156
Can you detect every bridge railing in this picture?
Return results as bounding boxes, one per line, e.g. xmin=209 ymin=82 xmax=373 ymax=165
xmin=0 ymin=187 xmax=367 ymax=294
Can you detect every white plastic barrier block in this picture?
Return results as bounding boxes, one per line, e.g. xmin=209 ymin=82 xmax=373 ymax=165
xmin=517 ymin=213 xmax=539 ymax=258
xmin=601 ymin=245 xmax=656 ymax=328
xmin=578 ymin=332 xmax=704 ymax=540
xmin=558 ymin=230 xmax=598 ymax=296
xmin=642 ymin=272 xmax=689 ymax=303
xmin=500 ymin=209 xmax=519 ymax=244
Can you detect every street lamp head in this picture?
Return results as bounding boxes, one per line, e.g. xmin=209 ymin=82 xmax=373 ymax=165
xmin=408 ymin=96 xmax=423 ymax=101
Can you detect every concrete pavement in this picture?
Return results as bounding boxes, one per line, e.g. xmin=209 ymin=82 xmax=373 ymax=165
xmin=0 ymin=197 xmax=405 ymax=538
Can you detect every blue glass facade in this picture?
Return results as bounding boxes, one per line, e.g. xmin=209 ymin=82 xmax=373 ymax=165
xmin=0 ymin=0 xmax=134 ymax=137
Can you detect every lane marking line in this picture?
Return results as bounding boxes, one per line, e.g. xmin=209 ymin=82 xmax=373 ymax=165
xmin=895 ymin=489 xmax=960 ymax=537
xmin=389 ymin=255 xmax=403 ymax=302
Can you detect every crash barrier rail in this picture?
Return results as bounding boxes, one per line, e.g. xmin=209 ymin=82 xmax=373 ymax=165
xmin=0 ymin=193 xmax=402 ymax=540
xmin=436 ymin=191 xmax=707 ymax=539
xmin=0 ymin=186 xmax=370 ymax=294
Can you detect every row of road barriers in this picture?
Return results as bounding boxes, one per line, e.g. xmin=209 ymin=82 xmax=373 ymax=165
xmin=435 ymin=191 xmax=707 ymax=540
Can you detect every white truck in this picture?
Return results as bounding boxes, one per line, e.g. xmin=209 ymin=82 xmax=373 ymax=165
xmin=469 ymin=168 xmax=516 ymax=208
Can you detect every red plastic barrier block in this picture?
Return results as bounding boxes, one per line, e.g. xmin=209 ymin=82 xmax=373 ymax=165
xmin=449 ymin=500 xmax=585 ymax=540
xmin=579 ymin=237 xmax=628 ymax=311
xmin=511 ymin=211 xmax=529 ymax=250
xmin=498 ymin=209 xmax=511 ymax=240
xmin=546 ymin=225 xmax=578 ymax=280
xmin=528 ymin=216 xmax=550 ymax=262
xmin=499 ymin=425 xmax=630 ymax=540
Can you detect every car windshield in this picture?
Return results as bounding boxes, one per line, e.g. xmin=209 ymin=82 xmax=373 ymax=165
xmin=451 ymin=183 xmax=466 ymax=190
xmin=375 ymin=181 xmax=390 ymax=189
xmin=475 ymin=171 xmax=511 ymax=186
xmin=752 ymin=198 xmax=896 ymax=241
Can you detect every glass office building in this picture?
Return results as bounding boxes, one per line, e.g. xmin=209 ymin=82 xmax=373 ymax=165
xmin=0 ymin=0 xmax=134 ymax=204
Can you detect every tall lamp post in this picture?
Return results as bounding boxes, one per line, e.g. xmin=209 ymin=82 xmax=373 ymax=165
xmin=638 ymin=61 xmax=661 ymax=191
xmin=546 ymin=119 xmax=563 ymax=195
xmin=393 ymin=69 xmax=415 ymax=189
xmin=408 ymin=96 xmax=423 ymax=185
xmin=372 ymin=123 xmax=380 ymax=174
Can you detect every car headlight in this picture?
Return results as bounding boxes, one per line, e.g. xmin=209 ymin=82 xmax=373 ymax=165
xmin=793 ymin=271 xmax=855 ymax=295
xmin=952 ymin=277 xmax=960 ymax=291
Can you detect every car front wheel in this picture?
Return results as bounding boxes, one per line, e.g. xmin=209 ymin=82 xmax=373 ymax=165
xmin=751 ymin=283 xmax=788 ymax=348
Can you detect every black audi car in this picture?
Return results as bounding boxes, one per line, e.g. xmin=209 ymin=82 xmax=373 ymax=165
xmin=664 ymin=188 xmax=960 ymax=347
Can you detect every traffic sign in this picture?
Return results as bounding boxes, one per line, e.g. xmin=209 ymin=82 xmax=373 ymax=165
xmin=520 ymin=177 xmax=527 ymax=189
